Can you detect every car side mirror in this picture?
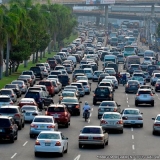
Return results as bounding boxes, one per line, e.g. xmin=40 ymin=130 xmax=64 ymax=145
xmin=22 ymin=110 xmax=26 ymax=113
xmin=65 ymin=137 xmax=68 ymax=140
xmin=152 ymin=118 xmax=155 ymax=120
xmin=79 ymin=101 xmax=82 ymax=103
xmin=141 ymin=113 xmax=143 ymax=114
xmin=118 ymin=105 xmax=121 ymax=107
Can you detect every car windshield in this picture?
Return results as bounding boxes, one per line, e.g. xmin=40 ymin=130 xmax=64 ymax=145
xmin=103 ymin=114 xmax=121 ymax=119
xmin=34 ymin=118 xmax=53 ymax=123
xmin=77 ymin=76 xmax=87 ymax=80
xmin=95 ymin=88 xmax=109 ymax=94
xmin=94 ymin=72 xmax=102 ymax=76
xmin=48 ymin=107 xmax=65 ymax=112
xmin=0 ymin=98 xmax=10 ymax=102
xmin=124 ymin=110 xmax=139 ymax=115
xmin=82 ymin=127 xmax=101 ymax=134
xmin=62 ymin=92 xmax=74 ymax=97
xmin=61 ymin=98 xmax=78 ymax=103
xmin=99 ymin=83 xmax=110 ymax=86
xmin=0 ymin=108 xmax=17 ymax=113
xmin=38 ymin=133 xmax=60 ymax=139
xmin=156 ymin=116 xmax=160 ymax=121
xmin=48 ymin=75 xmax=58 ymax=78
xmin=132 ymin=77 xmax=143 ymax=81
xmin=139 ymin=91 xmax=151 ymax=94
xmin=12 ymin=81 xmax=22 ymax=85
xmin=100 ymin=102 xmax=115 ymax=106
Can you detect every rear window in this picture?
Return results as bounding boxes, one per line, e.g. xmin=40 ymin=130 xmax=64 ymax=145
xmin=50 ymin=72 xmax=61 ymax=75
xmin=99 ymin=83 xmax=110 ymax=86
xmin=100 ymin=102 xmax=115 ymax=106
xmin=139 ymin=91 xmax=151 ymax=94
xmin=95 ymin=88 xmax=110 ymax=94
xmin=30 ymin=67 xmax=40 ymax=71
xmin=0 ymin=119 xmax=10 ymax=127
xmin=148 ymin=66 xmax=156 ymax=70
xmin=5 ymin=85 xmax=16 ymax=88
xmin=131 ymin=65 xmax=139 ymax=68
xmin=28 ymin=88 xmax=41 ymax=91
xmin=82 ymin=127 xmax=101 ymax=134
xmin=34 ymin=118 xmax=53 ymax=122
xmin=0 ymin=108 xmax=17 ymax=113
xmin=23 ymin=72 xmax=32 ymax=75
xmin=48 ymin=60 xmax=56 ymax=64
xmin=103 ymin=114 xmax=121 ymax=119
xmin=155 ymin=74 xmax=160 ymax=78
xmin=71 ymin=84 xmax=82 ymax=88
xmin=48 ymin=107 xmax=65 ymax=112
xmin=38 ymin=133 xmax=60 ymax=139
xmin=58 ymin=75 xmax=69 ymax=80
xmin=39 ymin=82 xmax=51 ymax=86
xmin=80 ymin=82 xmax=87 ymax=85
xmin=0 ymin=98 xmax=10 ymax=102
xmin=0 ymin=90 xmax=12 ymax=94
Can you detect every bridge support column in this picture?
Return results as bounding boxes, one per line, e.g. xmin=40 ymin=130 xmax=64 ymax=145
xmin=105 ymin=5 xmax=108 ymax=29
xmin=96 ymin=16 xmax=100 ymax=26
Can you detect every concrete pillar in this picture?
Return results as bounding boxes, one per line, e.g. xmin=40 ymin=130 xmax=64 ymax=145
xmin=96 ymin=16 xmax=100 ymax=26
xmin=105 ymin=5 xmax=108 ymax=29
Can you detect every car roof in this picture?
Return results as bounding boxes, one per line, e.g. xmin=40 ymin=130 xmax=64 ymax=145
xmin=0 ymin=105 xmax=19 ymax=108
xmin=20 ymin=98 xmax=35 ymax=101
xmin=0 ymin=95 xmax=10 ymax=98
xmin=77 ymin=80 xmax=88 ymax=82
xmin=49 ymin=104 xmax=65 ymax=108
xmin=34 ymin=115 xmax=53 ymax=118
xmin=124 ymin=108 xmax=139 ymax=111
xmin=138 ymin=89 xmax=151 ymax=91
xmin=103 ymin=112 xmax=120 ymax=115
xmin=39 ymin=131 xmax=61 ymax=134
xmin=83 ymin=126 xmax=102 ymax=128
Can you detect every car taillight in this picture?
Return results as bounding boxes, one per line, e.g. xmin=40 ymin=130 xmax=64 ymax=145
xmin=10 ymin=102 xmax=13 ymax=104
xmin=30 ymin=124 xmax=38 ymax=128
xmin=79 ymin=136 xmax=88 ymax=139
xmin=75 ymin=105 xmax=80 ymax=109
xmin=154 ymin=123 xmax=160 ymax=126
xmin=136 ymin=94 xmax=140 ymax=96
xmin=55 ymin=141 xmax=61 ymax=146
xmin=14 ymin=113 xmax=20 ymax=118
xmin=109 ymin=94 xmax=112 ymax=98
xmin=150 ymin=93 xmax=153 ymax=96
xmin=47 ymin=125 xmax=55 ymax=128
xmin=9 ymin=126 xmax=13 ymax=130
xmin=101 ymin=120 xmax=107 ymax=124
xmin=35 ymin=140 xmax=40 ymax=145
xmin=138 ymin=117 xmax=143 ymax=120
xmin=93 ymin=137 xmax=103 ymax=140
xmin=11 ymin=94 xmax=14 ymax=97
xmin=113 ymin=108 xmax=117 ymax=112
xmin=156 ymin=84 xmax=159 ymax=87
xmin=93 ymin=94 xmax=96 ymax=96
xmin=117 ymin=120 xmax=123 ymax=124
xmin=122 ymin=116 xmax=128 ymax=120
xmin=45 ymin=111 xmax=50 ymax=115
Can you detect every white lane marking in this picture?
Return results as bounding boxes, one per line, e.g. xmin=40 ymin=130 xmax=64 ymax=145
xmin=132 ymin=144 xmax=135 ymax=150
xmin=23 ymin=141 xmax=28 ymax=146
xmin=126 ymin=94 xmax=128 ymax=96
xmin=131 ymin=128 xmax=133 ymax=131
xmin=74 ymin=155 xmax=81 ymax=160
xmin=158 ymin=98 xmax=160 ymax=100
xmin=156 ymin=94 xmax=158 ymax=96
xmin=11 ymin=153 xmax=17 ymax=159
xmin=91 ymin=108 xmax=93 ymax=111
xmin=90 ymin=113 xmax=92 ymax=117
xmin=128 ymin=105 xmax=130 ymax=107
xmin=127 ymin=101 xmax=128 ymax=103
xmin=127 ymin=97 xmax=128 ymax=100
xmin=132 ymin=135 xmax=134 ymax=140
xmin=88 ymin=119 xmax=90 ymax=123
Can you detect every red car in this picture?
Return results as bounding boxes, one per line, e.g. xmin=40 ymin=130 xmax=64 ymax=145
xmin=45 ymin=104 xmax=71 ymax=128
xmin=18 ymin=98 xmax=38 ymax=108
xmin=39 ymin=80 xmax=55 ymax=96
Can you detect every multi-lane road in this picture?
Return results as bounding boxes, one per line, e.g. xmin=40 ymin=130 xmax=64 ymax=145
xmin=1 ymin=40 xmax=160 ymax=160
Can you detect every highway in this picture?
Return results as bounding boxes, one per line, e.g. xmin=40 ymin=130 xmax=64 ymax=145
xmin=1 ymin=39 xmax=160 ymax=160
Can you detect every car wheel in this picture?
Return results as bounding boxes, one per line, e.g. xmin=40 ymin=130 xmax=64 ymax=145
xmin=135 ymin=101 xmax=138 ymax=106
xmin=98 ymin=115 xmax=101 ymax=119
xmin=79 ymin=144 xmax=82 ymax=148
xmin=152 ymin=131 xmax=156 ymax=135
xmin=30 ymin=134 xmax=34 ymax=138
xmin=64 ymin=144 xmax=68 ymax=153
xmin=125 ymin=91 xmax=128 ymax=93
xmin=15 ymin=131 xmax=18 ymax=140
xmin=120 ymin=130 xmax=123 ymax=134
xmin=65 ymin=122 xmax=69 ymax=128
xmin=10 ymin=136 xmax=14 ymax=143
xmin=35 ymin=152 xmax=38 ymax=157
xmin=151 ymin=102 xmax=154 ymax=107
xmin=93 ymin=101 xmax=96 ymax=105
xmin=18 ymin=123 xmax=22 ymax=130
xmin=22 ymin=121 xmax=25 ymax=128
xmin=105 ymin=140 xmax=108 ymax=145
xmin=101 ymin=142 xmax=105 ymax=148
xmin=140 ymin=124 xmax=143 ymax=128
xmin=59 ymin=148 xmax=64 ymax=157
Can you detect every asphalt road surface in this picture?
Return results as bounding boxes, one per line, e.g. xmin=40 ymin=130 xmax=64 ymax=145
xmin=0 ymin=42 xmax=160 ymax=160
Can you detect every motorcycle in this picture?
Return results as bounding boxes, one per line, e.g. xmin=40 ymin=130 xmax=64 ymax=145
xmin=122 ymin=79 xmax=126 ymax=86
xmin=83 ymin=110 xmax=90 ymax=122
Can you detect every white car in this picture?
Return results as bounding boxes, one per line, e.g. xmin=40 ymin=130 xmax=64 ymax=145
xmin=104 ymin=76 xmax=118 ymax=89
xmin=151 ymin=73 xmax=160 ymax=86
xmin=34 ymin=131 xmax=68 ymax=157
xmin=121 ymin=108 xmax=143 ymax=127
xmin=152 ymin=114 xmax=160 ymax=135
xmin=21 ymin=105 xmax=42 ymax=122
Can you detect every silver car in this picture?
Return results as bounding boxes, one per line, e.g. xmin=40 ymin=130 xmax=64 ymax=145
xmin=100 ymin=112 xmax=123 ymax=133
xmin=152 ymin=114 xmax=160 ymax=135
xmin=63 ymin=64 xmax=73 ymax=73
xmin=77 ymin=80 xmax=91 ymax=94
xmin=30 ymin=116 xmax=58 ymax=138
xmin=0 ymin=95 xmax=13 ymax=107
xmin=122 ymin=108 xmax=143 ymax=127
xmin=0 ymin=89 xmax=17 ymax=103
xmin=11 ymin=80 xmax=27 ymax=94
xmin=104 ymin=76 xmax=118 ymax=89
xmin=135 ymin=89 xmax=154 ymax=106
xmin=79 ymin=126 xmax=109 ymax=148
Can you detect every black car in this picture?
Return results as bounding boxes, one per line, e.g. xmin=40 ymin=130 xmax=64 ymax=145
xmin=155 ymin=81 xmax=160 ymax=92
xmin=98 ymin=73 xmax=110 ymax=84
xmin=58 ymin=74 xmax=70 ymax=87
xmin=0 ymin=116 xmax=18 ymax=143
xmin=93 ymin=86 xmax=114 ymax=105
xmin=24 ymin=90 xmax=53 ymax=109
xmin=4 ymin=84 xmax=21 ymax=98
xmin=30 ymin=66 xmax=44 ymax=79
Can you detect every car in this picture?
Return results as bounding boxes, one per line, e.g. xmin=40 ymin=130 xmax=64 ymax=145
xmin=0 ymin=105 xmax=25 ymax=130
xmin=128 ymin=64 xmax=140 ymax=74
xmin=21 ymin=70 xmax=36 ymax=85
xmin=0 ymin=116 xmax=18 ymax=143
xmin=77 ymin=80 xmax=91 ymax=94
xmin=76 ymin=76 xmax=88 ymax=82
xmin=4 ymin=84 xmax=22 ymax=98
xmin=34 ymin=131 xmax=68 ymax=157
xmin=135 ymin=89 xmax=154 ymax=106
xmin=125 ymin=80 xmax=140 ymax=93
xmin=92 ymin=71 xmax=103 ymax=82
xmin=71 ymin=82 xmax=85 ymax=97
xmin=98 ymin=73 xmax=110 ymax=84
xmin=151 ymin=73 xmax=160 ymax=86
xmin=45 ymin=104 xmax=71 ymax=128
xmin=98 ymin=101 xmax=121 ymax=119
xmin=79 ymin=126 xmax=109 ymax=148
xmin=21 ymin=105 xmax=42 ymax=122
xmin=48 ymin=60 xmax=57 ymax=70
xmin=0 ymin=89 xmax=17 ymax=103
xmin=121 ymin=108 xmax=143 ymax=127
xmin=132 ymin=76 xmax=146 ymax=85
xmin=98 ymin=82 xmax=114 ymax=92
xmin=73 ymin=73 xmax=85 ymax=82
xmin=39 ymin=80 xmax=55 ymax=96
xmin=93 ymin=86 xmax=114 ymax=105
xmin=104 ymin=76 xmax=118 ymax=89
xmin=58 ymin=74 xmax=70 ymax=87
xmin=140 ymin=62 xmax=150 ymax=71
xmin=155 ymin=80 xmax=160 ymax=92
xmin=18 ymin=75 xmax=34 ymax=87
xmin=100 ymin=112 xmax=123 ymax=133
xmin=152 ymin=114 xmax=160 ymax=135
xmin=61 ymin=97 xmax=82 ymax=116
xmin=30 ymin=116 xmax=58 ymax=138
xmin=11 ymin=80 xmax=28 ymax=94
xmin=63 ymin=63 xmax=73 ymax=73
xmin=18 ymin=98 xmax=38 ymax=108
xmin=0 ymin=95 xmax=13 ymax=108
xmin=39 ymin=66 xmax=49 ymax=77
xmin=47 ymin=78 xmax=62 ymax=92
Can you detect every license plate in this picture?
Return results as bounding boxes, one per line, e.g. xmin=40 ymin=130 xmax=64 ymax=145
xmin=0 ymin=129 xmax=2 ymax=132
xmin=109 ymin=122 xmax=114 ymax=125
xmin=53 ymin=115 xmax=59 ymax=118
xmin=143 ymin=95 xmax=147 ymax=98
xmin=45 ymin=143 xmax=51 ymax=146
xmin=68 ymin=105 xmax=72 ymax=107
xmin=25 ymin=113 xmax=30 ymax=116
xmin=40 ymin=126 xmax=45 ymax=128
xmin=131 ymin=121 xmax=135 ymax=124
xmin=88 ymin=137 xmax=93 ymax=140
xmin=131 ymin=86 xmax=136 ymax=88
xmin=101 ymin=94 xmax=105 ymax=96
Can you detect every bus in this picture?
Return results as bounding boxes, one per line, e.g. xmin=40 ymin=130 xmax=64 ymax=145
xmin=123 ymin=46 xmax=136 ymax=57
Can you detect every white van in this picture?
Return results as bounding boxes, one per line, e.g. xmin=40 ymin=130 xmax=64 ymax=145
xmin=67 ymin=56 xmax=77 ymax=67
xmin=84 ymin=68 xmax=93 ymax=79
xmin=104 ymin=55 xmax=117 ymax=63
